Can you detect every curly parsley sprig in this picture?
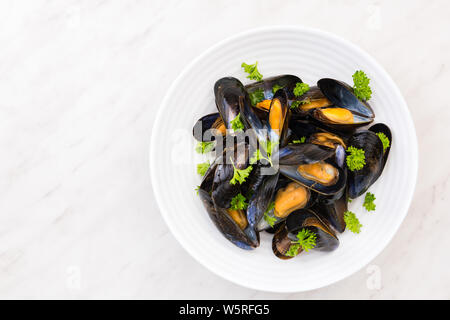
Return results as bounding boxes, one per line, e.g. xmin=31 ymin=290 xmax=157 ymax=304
xmin=230 ymin=157 xmax=253 ymax=185
xmin=249 ymin=88 xmax=265 ymax=106
xmin=293 ymin=82 xmax=310 ymax=97
xmin=242 ymin=61 xmax=263 ymax=81
xmin=352 ymin=70 xmax=372 ymax=101
xmin=195 ymin=141 xmax=215 ymax=154
xmin=263 ymin=202 xmax=276 ymax=227
xmin=197 ymin=161 xmax=210 ymax=176
xmin=376 ymin=132 xmax=390 ymax=153
xmin=285 ymin=228 xmax=317 ymax=257
xmin=292 ymin=137 xmax=306 ymax=144
xmin=363 ymin=192 xmax=376 ymax=212
xmin=230 ymin=113 xmax=245 ymax=132
xmin=230 ymin=193 xmax=248 ymax=210
xmin=272 ymin=84 xmax=283 ymax=94
xmin=346 ymin=146 xmax=366 ymax=171
xmin=344 ymin=211 xmax=362 ymax=234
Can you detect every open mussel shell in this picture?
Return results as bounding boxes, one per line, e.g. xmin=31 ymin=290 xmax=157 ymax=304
xmin=286 ymin=209 xmax=339 ymax=252
xmin=369 ymin=123 xmax=392 ymax=179
xmin=198 ymin=162 xmax=257 ymax=250
xmin=278 ymin=144 xmax=347 ymax=196
xmin=192 ymin=112 xmax=226 ymax=142
xmin=257 ymin=180 xmax=318 ymax=232
xmin=290 ymin=86 xmax=333 ymax=115
xmin=272 ymin=209 xmax=339 ymax=259
xmin=347 ymin=130 xmax=384 ymax=199
xmin=309 ymin=78 xmax=375 ymax=131
xmin=272 ymin=223 xmax=299 ymax=259
xmin=245 ymin=75 xmax=301 ymax=106
xmin=211 ymin=142 xmax=249 ymax=208
xmin=289 ymin=119 xmax=352 ymax=144
xmin=267 ymin=88 xmax=290 ymax=147
xmin=318 ymin=78 xmax=375 ymax=118
xmin=278 ymin=143 xmax=335 ymax=166
xmin=214 ymin=77 xmax=248 ymax=130
xmin=246 ymin=169 xmax=279 ymax=229
xmin=313 ymin=188 xmax=348 ymax=233
xmin=273 ymin=181 xmax=317 ymax=218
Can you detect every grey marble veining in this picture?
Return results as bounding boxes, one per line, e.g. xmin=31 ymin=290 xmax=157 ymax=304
xmin=0 ymin=0 xmax=448 ymax=299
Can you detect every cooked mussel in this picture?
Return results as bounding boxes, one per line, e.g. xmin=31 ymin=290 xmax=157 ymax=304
xmin=211 ymin=143 xmax=249 ymax=208
xmin=306 ymin=78 xmax=375 ymax=131
xmin=278 ymin=144 xmax=347 ymax=195
xmin=245 ymin=75 xmax=301 ymax=111
xmin=267 ymin=88 xmax=290 ymax=147
xmin=214 ymin=77 xmax=249 ymax=130
xmin=246 ymin=172 xmax=278 ymax=235
xmin=313 ymin=188 xmax=348 ymax=233
xmin=369 ymin=123 xmax=392 ymax=180
xmin=272 ymin=209 xmax=339 ymax=259
xmin=257 ymin=180 xmax=317 ymax=232
xmin=193 ymin=112 xmax=226 ymax=142
xmin=198 ymin=161 xmax=257 ymax=250
xmin=347 ymin=130 xmax=384 ymax=198
xmin=290 ymin=86 xmax=332 ymax=114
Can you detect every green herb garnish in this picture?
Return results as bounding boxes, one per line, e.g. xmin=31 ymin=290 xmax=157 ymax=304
xmin=346 ymin=146 xmax=366 ymax=171
xmin=285 ymin=228 xmax=317 ymax=257
xmin=290 ymin=101 xmax=301 ymax=110
xmin=195 ymin=185 xmax=200 ymax=195
xmin=230 ymin=113 xmax=245 ymax=131
xmin=352 ymin=70 xmax=372 ymax=101
xmin=363 ymin=192 xmax=376 ymax=212
xmin=290 ymin=99 xmax=311 ymax=110
xmin=292 ymin=137 xmax=306 ymax=144
xmin=195 ymin=141 xmax=215 ymax=154
xmin=230 ymin=193 xmax=248 ymax=210
xmin=293 ymin=82 xmax=310 ymax=97
xmin=250 ymin=149 xmax=273 ymax=167
xmin=241 ymin=61 xmax=263 ymax=81
xmin=272 ymin=84 xmax=283 ymax=94
xmin=230 ymin=157 xmax=253 ymax=185
xmin=376 ymin=132 xmax=390 ymax=153
xmin=263 ymin=202 xmax=276 ymax=227
xmin=344 ymin=211 xmax=362 ymax=234
xmin=197 ymin=161 xmax=210 ymax=176
xmin=249 ymin=88 xmax=265 ymax=106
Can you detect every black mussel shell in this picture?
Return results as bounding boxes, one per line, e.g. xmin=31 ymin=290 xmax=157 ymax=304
xmin=245 ymin=75 xmax=301 ymax=102
xmin=347 ymin=130 xmax=384 ymax=199
xmin=246 ymin=171 xmax=279 ymax=230
xmin=277 ymin=144 xmax=346 ymax=196
xmin=193 ymin=112 xmax=225 ymax=142
xmin=198 ymin=167 xmax=256 ymax=250
xmin=369 ymin=123 xmax=392 ymax=180
xmin=286 ymin=209 xmax=339 ymax=252
xmin=313 ymin=188 xmax=348 ymax=233
xmin=214 ymin=77 xmax=248 ymax=129
xmin=211 ymin=143 xmax=249 ymax=208
xmin=267 ymin=88 xmax=290 ymax=148
xmin=272 ymin=223 xmax=299 ymax=259
xmin=311 ymin=78 xmax=375 ymax=131
xmin=317 ymin=78 xmax=375 ymax=118
xmin=278 ymin=143 xmax=335 ymax=166
xmin=290 ymin=86 xmax=332 ymax=114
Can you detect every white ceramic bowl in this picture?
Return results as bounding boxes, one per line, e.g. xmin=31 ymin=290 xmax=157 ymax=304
xmin=150 ymin=26 xmax=418 ymax=292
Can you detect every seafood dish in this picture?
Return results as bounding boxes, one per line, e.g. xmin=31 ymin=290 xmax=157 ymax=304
xmin=193 ymin=62 xmax=391 ymax=259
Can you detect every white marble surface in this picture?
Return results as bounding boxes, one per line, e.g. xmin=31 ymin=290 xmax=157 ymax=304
xmin=0 ymin=0 xmax=448 ymax=299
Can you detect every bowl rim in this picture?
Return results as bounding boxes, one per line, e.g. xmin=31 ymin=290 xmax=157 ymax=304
xmin=149 ymin=25 xmax=418 ymax=293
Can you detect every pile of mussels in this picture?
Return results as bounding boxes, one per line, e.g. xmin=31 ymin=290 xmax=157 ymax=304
xmin=193 ymin=75 xmax=391 ymax=259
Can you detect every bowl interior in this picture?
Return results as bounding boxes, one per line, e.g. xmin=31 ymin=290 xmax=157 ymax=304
xmin=150 ymin=26 xmax=417 ymax=292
